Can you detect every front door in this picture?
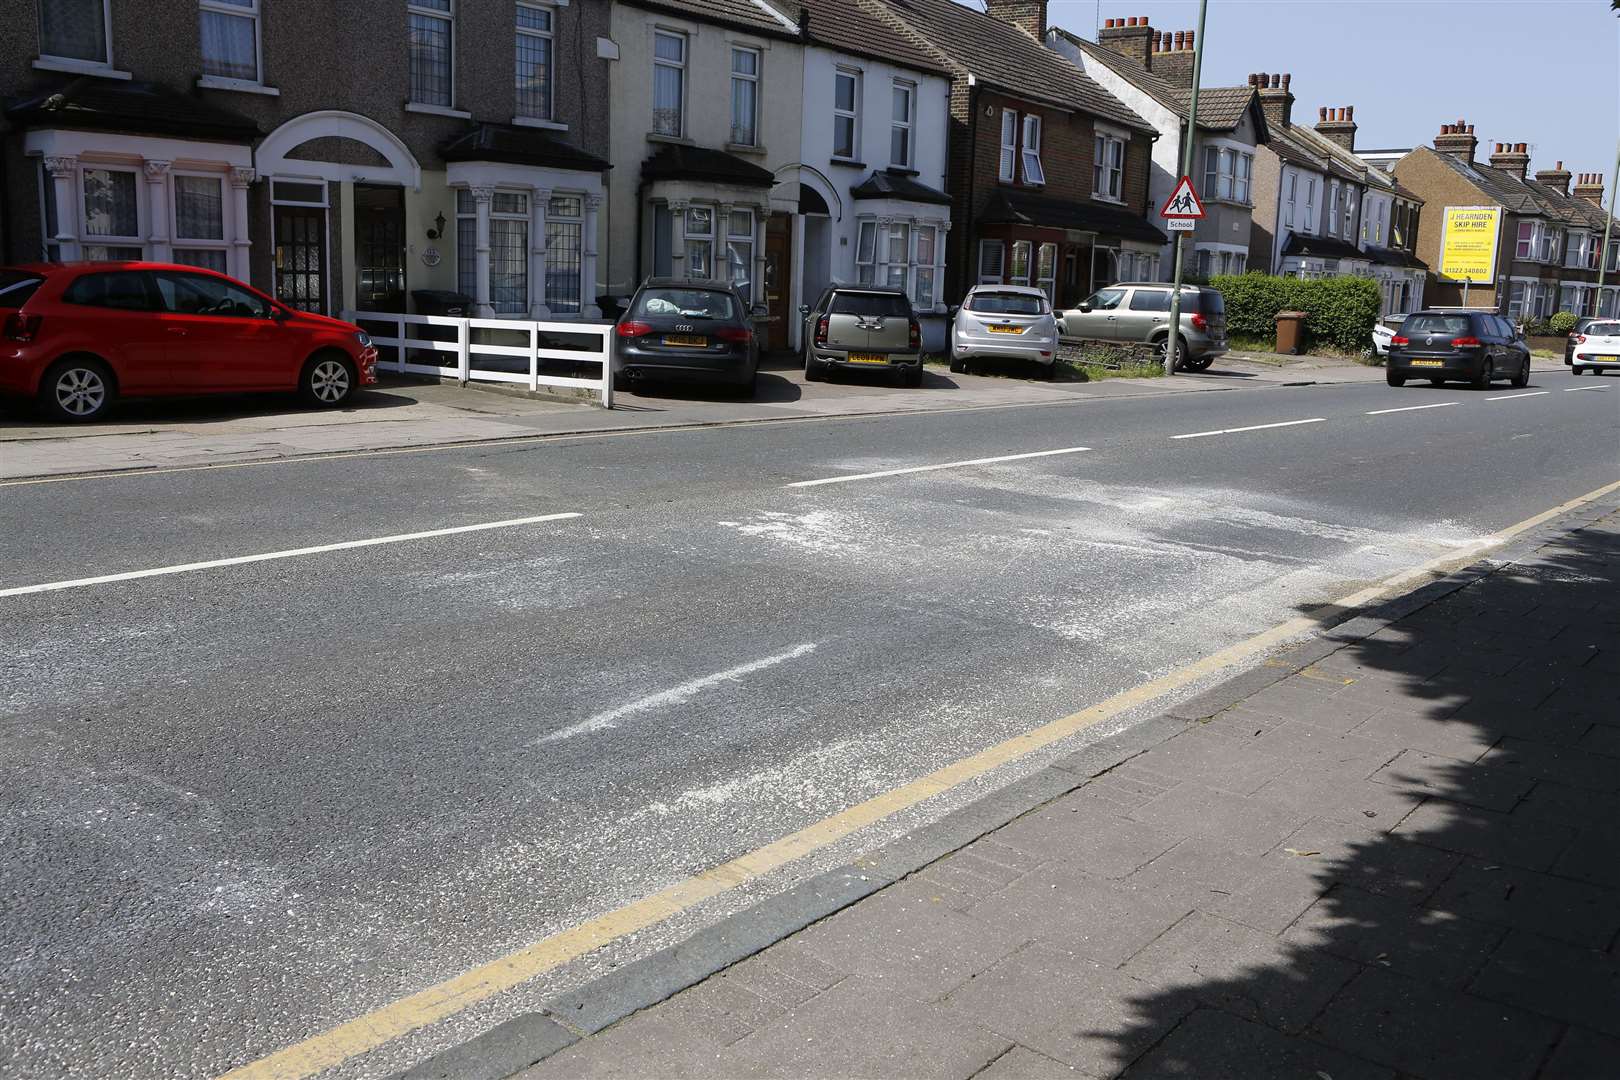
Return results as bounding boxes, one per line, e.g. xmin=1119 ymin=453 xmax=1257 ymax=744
xmin=763 ymin=217 xmax=791 ymax=352
xmin=274 ymin=205 xmax=327 ymax=314
xmin=353 ymin=184 xmax=406 ymax=312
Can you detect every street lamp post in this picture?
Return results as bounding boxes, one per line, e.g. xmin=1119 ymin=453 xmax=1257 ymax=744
xmin=1597 ymin=139 xmax=1620 ymax=316
xmin=1163 ymin=0 xmax=1209 ymax=376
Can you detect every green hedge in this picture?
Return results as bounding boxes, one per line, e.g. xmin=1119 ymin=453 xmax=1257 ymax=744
xmin=1208 ymin=273 xmax=1383 ymax=354
xmin=1548 ymin=311 xmax=1579 ymax=335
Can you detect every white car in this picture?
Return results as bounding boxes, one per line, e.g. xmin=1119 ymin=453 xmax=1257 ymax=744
xmin=1571 ymin=320 xmax=1620 ymax=375
xmin=949 ymin=285 xmax=1059 ymax=378
xmin=1372 ymin=313 xmax=1409 ymax=358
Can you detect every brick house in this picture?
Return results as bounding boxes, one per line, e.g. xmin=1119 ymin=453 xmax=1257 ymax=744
xmin=1047 ymin=17 xmax=1268 ymax=280
xmin=1394 ymin=123 xmax=1620 ymax=320
xmin=871 ymin=0 xmax=1162 ymax=308
xmin=2 ymin=0 xmax=614 ymax=320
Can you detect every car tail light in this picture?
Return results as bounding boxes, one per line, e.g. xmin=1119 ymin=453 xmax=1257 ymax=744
xmin=1451 ymin=337 xmax=1481 ymax=347
xmin=1390 ymin=335 xmax=1409 ymax=346
xmin=616 ymin=320 xmax=652 ymax=338
xmin=1190 ymin=312 xmax=1208 ymax=331
xmin=2 ymin=313 xmax=41 ymax=343
xmin=1575 ymin=334 xmax=1587 ymax=344
xmin=717 ymin=326 xmax=752 ymax=344
xmin=815 ymin=315 xmax=829 ymax=346
xmin=909 ymin=319 xmax=921 ymax=349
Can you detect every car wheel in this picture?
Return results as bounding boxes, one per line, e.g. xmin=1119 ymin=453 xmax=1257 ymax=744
xmin=1510 ymin=356 xmax=1530 ymax=388
xmin=39 ymin=357 xmax=115 ymax=422
xmin=949 ymin=357 xmax=967 ymax=374
xmin=300 ymin=353 xmax=357 ymax=407
xmin=1572 ymin=365 xmax=1584 ymax=376
xmin=1386 ymin=369 xmax=1406 ymax=387
xmin=1471 ymin=359 xmax=1494 ymax=391
xmin=803 ymin=357 xmax=827 ymax=382
xmin=1154 ymin=335 xmax=1189 ymax=369
xmin=1181 ymin=355 xmax=1214 ymax=372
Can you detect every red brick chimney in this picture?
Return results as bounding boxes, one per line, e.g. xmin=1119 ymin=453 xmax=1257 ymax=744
xmin=1488 ymin=142 xmax=1531 ymax=181
xmin=1433 ymin=119 xmax=1478 ymax=164
xmin=1148 ymin=28 xmax=1198 ymax=86
xmin=984 ymin=0 xmax=1049 ymax=40
xmin=1314 ymin=106 xmax=1357 ymax=153
xmin=1573 ymin=171 xmax=1606 ymax=206
xmin=1533 ymin=160 xmax=1572 ymax=196
xmin=1251 ymin=73 xmax=1293 ymax=130
xmin=1097 ymin=14 xmax=1154 ymax=65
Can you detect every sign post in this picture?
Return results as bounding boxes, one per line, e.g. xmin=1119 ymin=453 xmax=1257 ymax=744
xmin=1162 ymin=0 xmax=1209 ymax=376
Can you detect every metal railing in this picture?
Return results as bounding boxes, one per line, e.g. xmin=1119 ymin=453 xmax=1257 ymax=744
xmin=342 ymin=310 xmax=613 ymax=408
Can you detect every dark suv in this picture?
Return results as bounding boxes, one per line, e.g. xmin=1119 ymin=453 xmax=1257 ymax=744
xmin=1386 ymin=310 xmax=1530 ymax=389
xmin=799 ymin=286 xmax=923 ymax=386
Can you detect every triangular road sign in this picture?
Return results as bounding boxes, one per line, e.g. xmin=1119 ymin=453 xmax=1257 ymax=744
xmin=1160 ymin=176 xmax=1206 ymax=219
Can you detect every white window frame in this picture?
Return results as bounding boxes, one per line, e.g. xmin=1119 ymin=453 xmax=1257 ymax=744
xmin=1301 ymin=177 xmax=1316 ymax=234
xmin=890 ymin=80 xmax=914 ymax=169
xmin=1325 ymin=181 xmax=1340 ymax=238
xmin=1343 ymin=186 xmax=1356 ymax=240
xmin=1537 ymin=225 xmax=1560 ymax=264
xmin=978 ymin=239 xmax=1005 ymax=284
xmin=38 ymin=0 xmax=115 ymax=71
xmin=729 ymin=45 xmax=760 ymax=148
xmin=1021 ymin=115 xmax=1045 ymax=186
xmin=912 ymin=222 xmax=940 ymax=310
xmin=833 ymin=68 xmax=860 ymax=161
xmin=515 ymin=1 xmax=555 ymax=121
xmin=1606 ymin=239 xmax=1620 ymax=274
xmin=683 ymin=205 xmax=714 ymax=279
xmin=998 ymin=110 xmax=1017 ymax=183
xmin=856 ymin=220 xmax=877 ymax=284
xmin=1009 ymin=239 xmax=1032 ymax=287
xmin=1035 ymin=242 xmax=1057 ymax=303
xmin=652 ymin=29 xmax=687 ymax=138
xmin=1093 ymin=130 xmax=1124 ymax=201
xmin=1283 ymin=172 xmax=1296 ymax=229
xmin=883 ymin=221 xmax=910 ymax=292
xmin=407 ymin=0 xmax=456 ymax=109
xmin=1202 ymin=143 xmax=1254 ymax=206
xmin=198 ymin=0 xmax=263 ymax=86
xmin=171 ymin=169 xmax=230 ymax=271
xmin=724 ymin=207 xmax=755 ymax=301
xmin=544 ymin=192 xmax=585 ymax=314
xmin=78 ymin=163 xmax=145 ymax=260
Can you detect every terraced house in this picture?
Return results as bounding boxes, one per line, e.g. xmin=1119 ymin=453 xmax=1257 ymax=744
xmin=1048 ymin=15 xmax=1267 ymax=281
xmin=1 ymin=0 xmax=614 ymax=320
xmin=1394 ymin=125 xmax=1619 ymax=321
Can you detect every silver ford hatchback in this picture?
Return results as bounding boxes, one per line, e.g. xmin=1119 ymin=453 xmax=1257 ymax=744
xmin=949 ymin=285 xmax=1059 ymax=378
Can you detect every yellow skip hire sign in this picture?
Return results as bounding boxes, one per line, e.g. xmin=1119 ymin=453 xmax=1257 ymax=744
xmin=1438 ymin=206 xmax=1502 ymax=284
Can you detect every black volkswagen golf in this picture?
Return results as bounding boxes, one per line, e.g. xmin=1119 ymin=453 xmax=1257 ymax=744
xmin=613 ymin=279 xmax=763 ymax=395
xmin=1386 ymin=310 xmax=1531 ymax=390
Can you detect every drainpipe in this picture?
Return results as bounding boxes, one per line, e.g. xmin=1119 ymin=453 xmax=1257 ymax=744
xmin=963 ymin=74 xmax=978 ymax=303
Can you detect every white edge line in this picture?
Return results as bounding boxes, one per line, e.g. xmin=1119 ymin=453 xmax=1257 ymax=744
xmin=1485 ymin=392 xmax=1551 ymax=401
xmin=787 ymin=446 xmax=1091 ymax=488
xmin=1171 ymin=418 xmax=1326 ymax=440
xmin=1564 ymin=385 xmax=1609 ymax=392
xmin=0 ymin=512 xmax=583 ymax=599
xmin=1366 ymin=402 xmax=1462 ymax=416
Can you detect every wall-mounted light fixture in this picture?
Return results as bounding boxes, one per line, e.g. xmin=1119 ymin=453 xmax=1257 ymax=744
xmin=426 ymin=211 xmax=447 ymax=240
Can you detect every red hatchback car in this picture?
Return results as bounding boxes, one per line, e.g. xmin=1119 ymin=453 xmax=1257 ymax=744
xmin=0 ymin=262 xmax=378 ymax=421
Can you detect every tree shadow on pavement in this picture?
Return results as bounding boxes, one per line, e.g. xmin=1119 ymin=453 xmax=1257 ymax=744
xmin=1095 ymin=515 xmax=1620 ymax=1079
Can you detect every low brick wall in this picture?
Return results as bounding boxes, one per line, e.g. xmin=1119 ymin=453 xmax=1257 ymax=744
xmin=1057 ymin=341 xmax=1158 ymax=368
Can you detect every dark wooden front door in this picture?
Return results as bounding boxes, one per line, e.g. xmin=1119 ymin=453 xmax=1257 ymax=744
xmin=764 ymin=216 xmax=792 ymax=353
xmin=354 ymin=184 xmax=406 ymax=312
xmin=273 ymin=206 xmax=327 ymax=314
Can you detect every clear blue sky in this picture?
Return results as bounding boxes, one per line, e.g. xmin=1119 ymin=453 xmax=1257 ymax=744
xmin=1040 ymin=0 xmax=1619 ymax=184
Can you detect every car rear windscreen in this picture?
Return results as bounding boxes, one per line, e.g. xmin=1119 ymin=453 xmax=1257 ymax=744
xmin=1587 ymin=322 xmax=1620 ymax=337
xmin=633 ymin=288 xmax=737 ymax=320
xmin=1191 ymin=290 xmax=1224 ymax=315
xmin=0 ymin=270 xmax=44 ymax=308
xmin=1403 ymin=315 xmax=1471 ymax=337
xmin=829 ymin=292 xmax=910 ymax=318
xmin=966 ymin=292 xmax=1048 ymax=316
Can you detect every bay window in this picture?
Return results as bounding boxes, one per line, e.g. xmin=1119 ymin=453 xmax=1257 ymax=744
xmin=1202 ymin=146 xmax=1253 ymax=204
xmin=890 ymin=81 xmax=913 ymax=169
xmin=40 ymin=0 xmax=110 ymax=66
xmin=724 ymin=209 xmax=754 ymax=300
xmin=407 ymin=0 xmax=454 ymax=108
xmin=200 ymin=0 xmax=260 ymax=83
xmin=81 ymin=167 xmax=142 ymax=261
xmin=833 ymin=69 xmax=859 ymax=160
xmin=998 ymin=110 xmax=1016 ymax=183
xmin=1021 ymin=115 xmax=1045 ymax=185
xmin=978 ymin=239 xmax=1004 ymax=284
xmin=544 ymin=195 xmax=583 ymax=313
xmin=515 ymin=2 xmax=554 ymax=121
xmin=1093 ymin=133 xmax=1123 ymax=200
xmin=730 ymin=48 xmax=759 ymax=147
xmin=1563 ymin=231 xmax=1591 ymax=269
xmin=173 ymin=173 xmax=228 ymax=271
xmin=653 ymin=31 xmax=686 ymax=137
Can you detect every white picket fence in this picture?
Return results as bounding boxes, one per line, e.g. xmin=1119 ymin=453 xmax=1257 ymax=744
xmin=342 ymin=310 xmax=614 ymax=408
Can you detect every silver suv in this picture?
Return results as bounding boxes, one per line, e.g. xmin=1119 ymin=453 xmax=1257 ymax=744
xmin=1057 ymin=283 xmax=1227 ymax=371
xmin=800 ymin=286 xmax=923 ymax=387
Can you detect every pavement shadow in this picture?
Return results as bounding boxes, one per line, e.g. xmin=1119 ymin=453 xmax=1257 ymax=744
xmin=1098 ymin=519 xmax=1620 ymax=1078
xmin=613 ymin=370 xmax=804 ymax=405
xmin=0 ymin=387 xmax=417 ymax=430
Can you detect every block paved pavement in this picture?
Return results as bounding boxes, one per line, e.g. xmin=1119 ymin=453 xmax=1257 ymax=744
xmin=511 ymin=503 xmax=1620 ymax=1080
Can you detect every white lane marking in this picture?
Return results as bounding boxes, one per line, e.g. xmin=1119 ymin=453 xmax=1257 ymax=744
xmin=1485 ymin=391 xmax=1550 ymax=401
xmin=536 ymin=643 xmax=819 ymax=743
xmin=1366 ymin=402 xmax=1461 ymax=416
xmin=787 ymin=446 xmax=1091 ymax=488
xmin=1171 ymin=418 xmax=1326 ymax=440
xmin=1565 ymin=385 xmax=1609 ymax=392
xmin=0 ymin=512 xmax=583 ymax=599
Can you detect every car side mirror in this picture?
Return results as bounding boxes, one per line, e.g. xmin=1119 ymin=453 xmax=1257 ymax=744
xmin=1079 ymin=302 xmax=1093 ymax=314
xmin=270 ymin=305 xmax=290 ymax=321
xmin=798 ymin=305 xmax=811 ymax=316
xmin=947 ymin=305 xmax=960 ymax=318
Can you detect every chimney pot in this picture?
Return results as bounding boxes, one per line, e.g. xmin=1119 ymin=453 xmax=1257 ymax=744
xmin=1282 ymin=73 xmax=1290 ymax=90
xmin=1555 ymin=160 xmax=1562 ymax=169
xmin=1131 ymin=16 xmax=1141 ymax=26
xmin=1319 ymin=106 xmax=1328 ymax=121
xmin=1516 ymin=142 xmax=1525 ymax=153
xmin=1185 ymin=30 xmax=1193 ymax=48
xmin=1467 ymin=125 xmax=1475 ymax=134
xmin=1346 ymin=105 xmax=1353 ymax=120
xmin=1271 ymin=74 xmax=1280 ymax=88
xmin=1105 ymin=18 xmax=1114 ymax=28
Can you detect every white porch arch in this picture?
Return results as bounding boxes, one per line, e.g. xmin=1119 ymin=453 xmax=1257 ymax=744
xmin=784 ymin=164 xmax=843 ymax=223
xmin=255 ymin=110 xmax=421 ymax=190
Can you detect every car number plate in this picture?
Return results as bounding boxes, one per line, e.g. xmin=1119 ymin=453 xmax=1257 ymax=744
xmin=663 ymin=334 xmax=708 ymax=347
xmin=1409 ymin=360 xmax=1444 ymax=367
xmin=847 ymin=353 xmax=887 ymax=364
xmin=988 ymin=325 xmax=1022 ymax=334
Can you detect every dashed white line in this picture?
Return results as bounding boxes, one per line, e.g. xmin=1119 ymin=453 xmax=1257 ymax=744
xmin=535 ymin=643 xmax=819 ymax=743
xmin=1366 ymin=402 xmax=1462 ymax=416
xmin=1171 ymin=418 xmax=1327 ymax=440
xmin=1485 ymin=391 xmax=1550 ymax=401
xmin=1565 ymin=385 xmax=1609 ymax=392
xmin=787 ymin=446 xmax=1092 ymax=488
xmin=0 ymin=512 xmax=583 ymax=598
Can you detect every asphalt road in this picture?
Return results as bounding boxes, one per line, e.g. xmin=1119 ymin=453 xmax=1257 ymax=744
xmin=2 ymin=371 xmax=1616 ymax=1079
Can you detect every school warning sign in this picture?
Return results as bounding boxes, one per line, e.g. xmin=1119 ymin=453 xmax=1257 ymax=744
xmin=1437 ymin=206 xmax=1502 ymax=284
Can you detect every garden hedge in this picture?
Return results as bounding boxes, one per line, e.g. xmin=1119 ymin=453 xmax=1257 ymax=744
xmin=1208 ymin=273 xmax=1382 ymax=354
xmin=1548 ymin=311 xmax=1578 ymax=335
